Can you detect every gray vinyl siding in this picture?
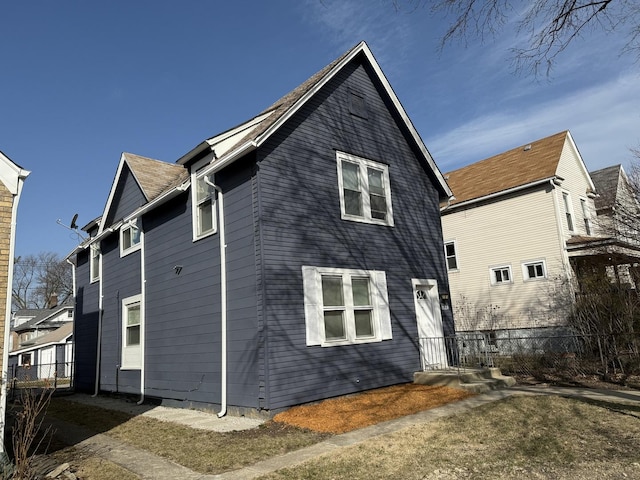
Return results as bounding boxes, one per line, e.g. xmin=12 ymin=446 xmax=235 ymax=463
xmin=134 ymin=156 xmax=259 ymax=408
xmin=74 ymin=248 xmax=100 ymax=392
xmin=104 ymin=166 xmax=147 ymax=226
xmin=99 ymin=232 xmax=141 ymax=393
xmin=256 ymin=56 xmax=452 ymax=409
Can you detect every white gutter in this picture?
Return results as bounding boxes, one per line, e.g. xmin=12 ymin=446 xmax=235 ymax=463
xmin=204 ymin=176 xmax=227 ymax=418
xmin=0 ymin=169 xmax=29 ymax=454
xmin=93 ymin=250 xmax=103 ymax=397
xmin=123 ymin=181 xmax=190 ymax=224
xmin=137 ymin=230 xmax=146 ymax=405
xmin=441 ymin=177 xmax=555 ymax=213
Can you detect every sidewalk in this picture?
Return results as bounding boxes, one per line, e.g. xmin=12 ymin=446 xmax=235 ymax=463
xmin=50 ymin=386 xmax=639 ymax=480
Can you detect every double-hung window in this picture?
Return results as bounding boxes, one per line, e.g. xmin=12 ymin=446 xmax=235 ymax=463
xmin=121 ymin=294 xmax=142 ymax=369
xmin=490 ymin=265 xmax=512 ymax=285
xmin=580 ymin=198 xmax=592 ymax=235
xmin=90 ymin=244 xmax=100 ymax=283
xmin=302 ymin=266 xmax=393 ymax=346
xmin=444 ymin=241 xmax=458 ymax=270
xmin=192 ymin=172 xmax=216 ymax=240
xmin=120 ymin=220 xmax=141 ymax=256
xmin=562 ymin=192 xmax=574 ymax=232
xmin=336 ymin=152 xmax=394 ymax=226
xmin=523 ymin=260 xmax=547 ymax=281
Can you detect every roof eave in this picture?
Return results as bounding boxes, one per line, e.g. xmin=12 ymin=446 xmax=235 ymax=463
xmin=441 ymin=176 xmax=556 ymax=213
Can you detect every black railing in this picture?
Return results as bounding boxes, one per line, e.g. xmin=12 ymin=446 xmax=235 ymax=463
xmin=419 ymin=332 xmax=640 ymax=379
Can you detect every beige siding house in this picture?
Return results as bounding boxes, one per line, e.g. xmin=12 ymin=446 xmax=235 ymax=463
xmin=441 ymin=131 xmax=603 ymax=334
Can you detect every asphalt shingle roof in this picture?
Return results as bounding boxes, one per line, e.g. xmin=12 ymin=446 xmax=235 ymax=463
xmin=124 ymin=153 xmax=189 ymax=202
xmin=444 ymin=131 xmax=568 ymax=207
xmin=590 ymin=164 xmax=621 ymax=211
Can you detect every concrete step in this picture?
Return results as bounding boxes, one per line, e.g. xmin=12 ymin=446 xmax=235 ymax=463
xmin=414 ymin=367 xmax=516 ymax=394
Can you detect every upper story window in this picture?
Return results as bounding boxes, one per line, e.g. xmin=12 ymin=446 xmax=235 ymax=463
xmin=444 ymin=241 xmax=458 ymax=270
xmin=580 ymin=198 xmax=592 ymax=235
xmin=562 ymin=192 xmax=574 ymax=232
xmin=120 ymin=220 xmax=141 ymax=256
xmin=302 ymin=266 xmax=393 ymax=347
xmin=336 ymin=152 xmax=394 ymax=226
xmin=490 ymin=265 xmax=512 ymax=285
xmin=90 ymin=244 xmax=100 ymax=283
xmin=522 ymin=260 xmax=547 ymax=281
xmin=192 ymin=172 xmax=216 ymax=240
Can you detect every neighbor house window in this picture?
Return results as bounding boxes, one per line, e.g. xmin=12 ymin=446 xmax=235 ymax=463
xmin=522 ymin=260 xmax=547 ymax=281
xmin=120 ymin=220 xmax=141 ymax=256
xmin=18 ymin=352 xmax=33 ymax=367
xmin=444 ymin=241 xmax=458 ymax=270
xmin=90 ymin=244 xmax=100 ymax=283
xmin=580 ymin=198 xmax=592 ymax=235
xmin=562 ymin=192 xmax=574 ymax=232
xmin=490 ymin=265 xmax=513 ymax=285
xmin=336 ymin=152 xmax=394 ymax=226
xmin=302 ymin=266 xmax=393 ymax=346
xmin=192 ymin=172 xmax=216 ymax=240
xmin=121 ymin=294 xmax=142 ymax=369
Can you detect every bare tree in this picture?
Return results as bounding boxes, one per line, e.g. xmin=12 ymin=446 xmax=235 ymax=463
xmin=12 ymin=252 xmax=72 ymax=310
xmin=397 ymin=0 xmax=640 ymax=75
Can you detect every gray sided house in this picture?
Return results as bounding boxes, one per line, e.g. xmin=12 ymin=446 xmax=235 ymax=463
xmin=71 ymin=42 xmax=453 ymax=413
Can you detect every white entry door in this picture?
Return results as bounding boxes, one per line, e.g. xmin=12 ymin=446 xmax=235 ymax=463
xmin=38 ymin=346 xmax=55 ymax=379
xmin=412 ymin=279 xmax=448 ymax=370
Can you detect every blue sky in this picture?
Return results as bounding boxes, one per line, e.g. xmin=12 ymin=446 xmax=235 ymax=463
xmin=2 ymin=0 xmax=639 ymax=258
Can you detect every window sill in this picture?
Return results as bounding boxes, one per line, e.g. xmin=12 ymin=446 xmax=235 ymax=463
xmin=341 ymin=215 xmax=394 ymax=227
xmin=120 ymin=245 xmax=141 ymax=258
xmin=192 ymin=229 xmax=217 ymax=242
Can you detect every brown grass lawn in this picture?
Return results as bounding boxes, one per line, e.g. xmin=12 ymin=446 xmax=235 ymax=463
xmin=263 ymin=394 xmax=640 ymax=480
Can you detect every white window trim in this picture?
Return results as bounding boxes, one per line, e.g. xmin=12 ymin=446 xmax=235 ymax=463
xmin=562 ymin=190 xmax=575 ymax=233
xmin=191 ymin=171 xmax=217 ymax=241
xmin=119 ymin=219 xmax=142 ymax=257
xmin=580 ymin=197 xmax=592 ymax=236
xmin=490 ymin=264 xmax=513 ymax=286
xmin=522 ymin=259 xmax=547 ymax=282
xmin=121 ymin=294 xmax=142 ymax=370
xmin=336 ymin=151 xmax=394 ymax=226
xmin=302 ymin=266 xmax=392 ymax=347
xmin=90 ymin=244 xmax=101 ymax=284
xmin=18 ymin=352 xmax=33 ymax=367
xmin=444 ymin=240 xmax=459 ymax=271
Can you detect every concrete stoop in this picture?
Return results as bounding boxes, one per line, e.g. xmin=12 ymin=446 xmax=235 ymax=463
xmin=414 ymin=367 xmax=516 ymax=394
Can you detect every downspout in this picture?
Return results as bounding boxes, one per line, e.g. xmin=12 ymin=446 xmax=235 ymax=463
xmin=0 ymin=170 xmax=28 ymax=454
xmin=204 ymin=176 xmax=227 ymax=417
xmin=137 ymin=229 xmax=146 ymax=405
xmin=93 ymin=251 xmax=103 ymax=397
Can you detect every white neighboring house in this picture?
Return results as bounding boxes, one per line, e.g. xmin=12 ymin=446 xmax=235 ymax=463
xmin=440 ymin=131 xmax=640 ymax=336
xmin=9 ymin=302 xmax=74 ymax=381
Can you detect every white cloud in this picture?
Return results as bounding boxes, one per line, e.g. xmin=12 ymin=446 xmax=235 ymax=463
xmin=426 ymin=71 xmax=640 ymax=173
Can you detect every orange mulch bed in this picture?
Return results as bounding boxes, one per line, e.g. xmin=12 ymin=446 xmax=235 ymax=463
xmin=273 ymin=384 xmax=474 ymax=434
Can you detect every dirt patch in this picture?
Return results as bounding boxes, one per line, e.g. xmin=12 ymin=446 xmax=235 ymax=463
xmin=273 ymin=384 xmax=474 ymax=434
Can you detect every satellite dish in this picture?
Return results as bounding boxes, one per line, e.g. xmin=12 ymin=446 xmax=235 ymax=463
xmin=70 ymin=213 xmax=78 ymax=230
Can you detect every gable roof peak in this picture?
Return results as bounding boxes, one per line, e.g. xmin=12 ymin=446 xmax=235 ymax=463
xmin=123 ymin=152 xmax=188 ymax=202
xmin=182 ymin=40 xmax=451 ymax=198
